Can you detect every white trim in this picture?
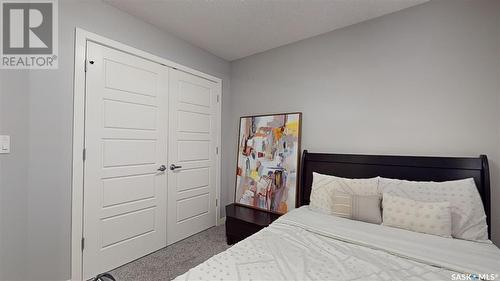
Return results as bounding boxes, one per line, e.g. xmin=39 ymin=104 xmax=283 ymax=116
xmin=217 ymin=216 xmax=226 ymax=226
xmin=71 ymin=28 xmax=223 ymax=281
xmin=77 ymin=29 xmax=221 ymax=83
xmin=71 ymin=28 xmax=86 ymax=281
xmin=215 ymin=84 xmax=222 ymax=228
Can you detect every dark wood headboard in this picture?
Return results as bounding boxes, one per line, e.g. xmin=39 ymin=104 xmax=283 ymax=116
xmin=299 ymin=150 xmax=491 ymax=238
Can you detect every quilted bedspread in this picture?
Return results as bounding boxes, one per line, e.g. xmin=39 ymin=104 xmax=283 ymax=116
xmin=174 ymin=207 xmax=500 ymax=281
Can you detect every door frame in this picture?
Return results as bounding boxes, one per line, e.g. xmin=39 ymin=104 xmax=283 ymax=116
xmin=71 ymin=28 xmax=222 ymax=281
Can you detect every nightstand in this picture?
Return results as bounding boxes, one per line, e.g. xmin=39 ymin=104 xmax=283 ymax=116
xmin=225 ymin=203 xmax=282 ymax=245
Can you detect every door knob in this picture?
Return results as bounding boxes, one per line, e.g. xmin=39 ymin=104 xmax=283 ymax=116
xmin=157 ymin=165 xmax=167 ymax=172
xmin=170 ymin=164 xmax=182 ymax=171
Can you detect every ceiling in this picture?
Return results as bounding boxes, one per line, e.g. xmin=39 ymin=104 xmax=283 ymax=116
xmin=105 ymin=0 xmax=428 ymax=61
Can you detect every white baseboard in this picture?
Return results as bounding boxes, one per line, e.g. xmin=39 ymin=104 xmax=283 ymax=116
xmin=217 ymin=216 xmax=226 ymax=226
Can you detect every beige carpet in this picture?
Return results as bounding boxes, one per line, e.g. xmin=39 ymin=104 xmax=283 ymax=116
xmin=110 ymin=225 xmax=230 ymax=281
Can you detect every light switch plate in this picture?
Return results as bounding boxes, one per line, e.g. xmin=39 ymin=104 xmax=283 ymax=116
xmin=0 ymin=135 xmax=10 ymax=154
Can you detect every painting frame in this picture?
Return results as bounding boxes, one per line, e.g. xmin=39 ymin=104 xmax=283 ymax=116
xmin=233 ymin=112 xmax=302 ymax=214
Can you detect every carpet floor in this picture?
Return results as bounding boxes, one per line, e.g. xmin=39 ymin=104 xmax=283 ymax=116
xmin=110 ymin=225 xmax=230 ymax=281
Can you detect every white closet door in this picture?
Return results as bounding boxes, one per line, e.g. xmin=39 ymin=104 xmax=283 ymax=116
xmin=167 ymin=68 xmax=219 ymax=244
xmin=83 ymin=42 xmax=168 ymax=279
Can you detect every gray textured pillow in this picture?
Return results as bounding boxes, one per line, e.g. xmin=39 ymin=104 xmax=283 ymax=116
xmin=332 ymin=191 xmax=382 ymax=224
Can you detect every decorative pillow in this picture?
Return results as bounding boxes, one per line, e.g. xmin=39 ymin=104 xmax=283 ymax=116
xmin=379 ymin=177 xmax=488 ymax=241
xmin=309 ymin=173 xmax=379 ymax=215
xmin=332 ymin=191 xmax=382 ymax=224
xmin=383 ymin=193 xmax=452 ymax=237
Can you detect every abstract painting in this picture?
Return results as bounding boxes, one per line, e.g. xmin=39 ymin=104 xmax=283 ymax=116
xmin=234 ymin=112 xmax=302 ymax=214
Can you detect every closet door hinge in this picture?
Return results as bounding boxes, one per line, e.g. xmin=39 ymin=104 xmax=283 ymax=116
xmin=83 ymin=148 xmax=86 ymax=161
xmin=216 ymin=95 xmax=220 ymax=103
xmin=84 ymin=59 xmax=87 ymax=72
xmin=216 ymin=146 xmax=219 ymax=155
xmin=81 ymin=237 xmax=85 ymax=251
xmin=216 ymin=199 xmax=218 ymax=207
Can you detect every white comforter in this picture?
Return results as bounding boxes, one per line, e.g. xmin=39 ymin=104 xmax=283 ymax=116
xmin=175 ymin=207 xmax=500 ymax=281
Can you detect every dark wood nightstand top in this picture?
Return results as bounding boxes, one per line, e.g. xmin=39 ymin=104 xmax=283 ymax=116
xmin=226 ymin=204 xmax=281 ymax=226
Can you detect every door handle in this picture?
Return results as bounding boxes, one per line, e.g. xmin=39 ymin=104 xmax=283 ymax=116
xmin=170 ymin=164 xmax=182 ymax=171
xmin=157 ymin=165 xmax=167 ymax=172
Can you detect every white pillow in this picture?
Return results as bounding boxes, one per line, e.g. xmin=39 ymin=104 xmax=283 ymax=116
xmin=309 ymin=173 xmax=379 ymax=215
xmin=382 ymin=193 xmax=452 ymax=238
xmin=379 ymin=177 xmax=488 ymax=241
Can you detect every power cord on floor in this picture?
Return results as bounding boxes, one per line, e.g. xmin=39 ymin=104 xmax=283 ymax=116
xmin=93 ymin=272 xmax=116 ymax=281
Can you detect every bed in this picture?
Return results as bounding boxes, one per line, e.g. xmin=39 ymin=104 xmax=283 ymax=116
xmin=175 ymin=150 xmax=500 ymax=281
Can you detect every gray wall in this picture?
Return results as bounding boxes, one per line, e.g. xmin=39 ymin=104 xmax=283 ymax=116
xmin=0 ymin=0 xmax=230 ymax=280
xmin=229 ymin=0 xmax=500 ymax=245
xmin=0 ymin=71 xmax=30 ymax=279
